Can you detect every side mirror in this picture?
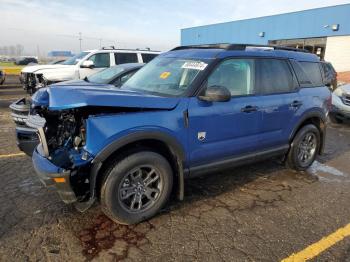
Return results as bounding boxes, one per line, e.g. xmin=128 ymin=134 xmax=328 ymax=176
xmin=80 ymin=60 xmax=95 ymax=69
xmin=199 ymin=85 xmax=231 ymax=102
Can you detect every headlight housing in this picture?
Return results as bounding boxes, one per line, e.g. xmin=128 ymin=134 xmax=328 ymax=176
xmin=334 ymin=87 xmax=344 ymax=97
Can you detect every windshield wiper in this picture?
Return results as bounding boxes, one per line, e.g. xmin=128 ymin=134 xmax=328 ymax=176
xmin=83 ymin=76 xmax=89 ymax=82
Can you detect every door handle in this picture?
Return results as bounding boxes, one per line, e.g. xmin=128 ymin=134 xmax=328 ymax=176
xmin=241 ymin=105 xmax=258 ymax=113
xmin=290 ymin=100 xmax=303 ymax=108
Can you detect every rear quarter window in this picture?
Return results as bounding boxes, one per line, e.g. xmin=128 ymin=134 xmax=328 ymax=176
xmin=300 ymin=62 xmax=323 ymax=86
xmin=290 ymin=60 xmax=313 ymax=87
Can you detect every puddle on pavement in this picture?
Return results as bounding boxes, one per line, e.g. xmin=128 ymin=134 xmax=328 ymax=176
xmin=308 ymin=161 xmax=349 ymax=183
xmin=78 ymin=214 xmax=154 ymax=261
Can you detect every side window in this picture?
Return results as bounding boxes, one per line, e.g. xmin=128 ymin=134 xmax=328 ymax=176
xmin=119 ymin=71 xmax=137 ymax=86
xmin=290 ymin=60 xmax=313 ymax=87
xmin=142 ymin=53 xmax=158 ymax=63
xmin=88 ymin=53 xmax=110 ymax=68
xmin=300 ymin=62 xmax=323 ymax=86
xmin=256 ymin=59 xmax=294 ymax=94
xmin=115 ymin=53 xmax=138 ymax=64
xmin=207 ymin=59 xmax=255 ymax=96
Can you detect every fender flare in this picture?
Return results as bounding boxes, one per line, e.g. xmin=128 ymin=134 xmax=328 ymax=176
xmin=89 ymin=131 xmax=186 ymax=204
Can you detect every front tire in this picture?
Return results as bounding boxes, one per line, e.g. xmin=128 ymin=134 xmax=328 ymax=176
xmin=100 ymin=151 xmax=173 ymax=225
xmin=286 ymin=124 xmax=320 ymax=171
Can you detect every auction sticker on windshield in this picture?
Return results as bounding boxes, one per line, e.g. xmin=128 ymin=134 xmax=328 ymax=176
xmin=160 ymin=72 xmax=171 ymax=79
xmin=182 ymin=61 xmax=208 ymax=71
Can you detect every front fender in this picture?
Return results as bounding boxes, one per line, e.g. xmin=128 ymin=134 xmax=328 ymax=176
xmin=92 ymin=129 xmax=186 ymax=163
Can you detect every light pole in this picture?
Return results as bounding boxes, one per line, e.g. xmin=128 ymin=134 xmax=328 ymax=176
xmin=79 ymin=32 xmax=82 ymax=52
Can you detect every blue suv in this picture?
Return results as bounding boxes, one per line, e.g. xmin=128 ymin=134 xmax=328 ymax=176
xmin=28 ymin=44 xmax=332 ymax=224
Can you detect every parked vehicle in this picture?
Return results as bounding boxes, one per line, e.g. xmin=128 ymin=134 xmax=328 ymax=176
xmin=10 ymin=63 xmax=144 ymax=156
xmin=331 ymin=83 xmax=350 ymax=123
xmin=27 ymin=44 xmax=331 ymax=224
xmin=15 ymin=57 xmax=38 ymax=65
xmin=0 ymin=69 xmax=5 ymax=85
xmin=20 ymin=47 xmax=159 ymax=94
xmin=321 ymin=61 xmax=337 ymax=91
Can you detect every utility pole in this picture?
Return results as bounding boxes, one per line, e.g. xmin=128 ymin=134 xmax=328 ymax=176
xmin=79 ymin=32 xmax=82 ymax=52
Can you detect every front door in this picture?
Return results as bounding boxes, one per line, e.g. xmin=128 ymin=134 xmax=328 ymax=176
xmin=79 ymin=53 xmax=111 ymax=79
xmin=187 ymin=58 xmax=263 ymax=168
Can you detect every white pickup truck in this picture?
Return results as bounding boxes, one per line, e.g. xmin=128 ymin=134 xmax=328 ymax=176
xmin=20 ymin=47 xmax=160 ymax=93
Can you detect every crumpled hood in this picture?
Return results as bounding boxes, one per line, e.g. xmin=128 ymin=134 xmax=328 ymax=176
xmin=31 ymin=84 xmax=180 ymax=110
xmin=22 ymin=64 xmax=71 ymax=73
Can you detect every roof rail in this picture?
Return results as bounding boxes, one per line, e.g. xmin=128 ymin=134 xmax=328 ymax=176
xmin=101 ymin=46 xmax=160 ymax=52
xmin=101 ymin=46 xmax=116 ymax=50
xmin=171 ymin=43 xmax=309 ymax=53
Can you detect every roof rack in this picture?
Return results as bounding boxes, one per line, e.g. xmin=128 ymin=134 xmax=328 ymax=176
xmin=101 ymin=46 xmax=160 ymax=52
xmin=171 ymin=43 xmax=310 ymax=53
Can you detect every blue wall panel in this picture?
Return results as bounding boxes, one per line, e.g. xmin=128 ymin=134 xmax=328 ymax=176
xmin=181 ymin=4 xmax=350 ymax=45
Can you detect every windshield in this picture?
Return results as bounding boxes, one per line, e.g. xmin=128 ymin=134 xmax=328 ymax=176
xmin=62 ymin=52 xmax=88 ymax=65
xmin=87 ymin=66 xmax=126 ymax=84
xmin=122 ymin=57 xmax=207 ymax=96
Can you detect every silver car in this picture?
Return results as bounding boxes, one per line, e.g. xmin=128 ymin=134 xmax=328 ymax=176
xmin=331 ymin=84 xmax=350 ymax=123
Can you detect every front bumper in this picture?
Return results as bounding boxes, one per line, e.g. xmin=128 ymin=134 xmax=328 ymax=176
xmin=10 ymin=98 xmax=39 ymax=156
xmin=32 ymin=145 xmax=77 ymax=204
xmin=331 ymin=94 xmax=350 ymax=119
xmin=16 ymin=127 xmax=39 ymax=156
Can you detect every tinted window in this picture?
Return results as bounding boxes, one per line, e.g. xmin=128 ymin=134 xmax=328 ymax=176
xmin=300 ymin=62 xmax=323 ymax=86
xmin=120 ymin=71 xmax=137 ymax=85
xmin=87 ymin=65 xmax=125 ymax=84
xmin=142 ymin=53 xmax=158 ymax=63
xmin=207 ymin=59 xmax=255 ymax=96
xmin=115 ymin=53 xmax=138 ymax=64
xmin=88 ymin=53 xmax=110 ymax=68
xmin=256 ymin=59 xmax=294 ymax=94
xmin=290 ymin=60 xmax=313 ymax=87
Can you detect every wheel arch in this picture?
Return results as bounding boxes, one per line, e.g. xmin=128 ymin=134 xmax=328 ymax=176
xmin=289 ymin=111 xmax=327 ymax=155
xmin=89 ymin=131 xmax=186 ymax=204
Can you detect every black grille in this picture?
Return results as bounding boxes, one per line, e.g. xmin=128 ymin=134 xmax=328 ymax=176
xmin=343 ymin=95 xmax=350 ymax=106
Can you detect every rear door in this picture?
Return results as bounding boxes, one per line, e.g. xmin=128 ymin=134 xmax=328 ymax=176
xmin=188 ymin=58 xmax=263 ymax=167
xmin=255 ymin=58 xmax=301 ymax=149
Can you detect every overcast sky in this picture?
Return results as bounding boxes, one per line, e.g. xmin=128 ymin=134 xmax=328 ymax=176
xmin=1 ymin=0 xmax=349 ymax=55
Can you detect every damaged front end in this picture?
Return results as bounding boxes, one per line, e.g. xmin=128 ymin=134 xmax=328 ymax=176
xmin=28 ymin=84 xmax=181 ymax=210
xmin=28 ymin=107 xmax=93 ymax=206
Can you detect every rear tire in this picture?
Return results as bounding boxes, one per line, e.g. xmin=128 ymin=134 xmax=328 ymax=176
xmin=100 ymin=151 xmax=173 ymax=225
xmin=286 ymin=124 xmax=320 ymax=171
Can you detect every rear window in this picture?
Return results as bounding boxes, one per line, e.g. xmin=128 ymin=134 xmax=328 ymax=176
xmin=115 ymin=53 xmax=138 ymax=64
xmin=256 ymin=59 xmax=294 ymax=94
xmin=142 ymin=53 xmax=158 ymax=63
xmin=300 ymin=62 xmax=323 ymax=86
